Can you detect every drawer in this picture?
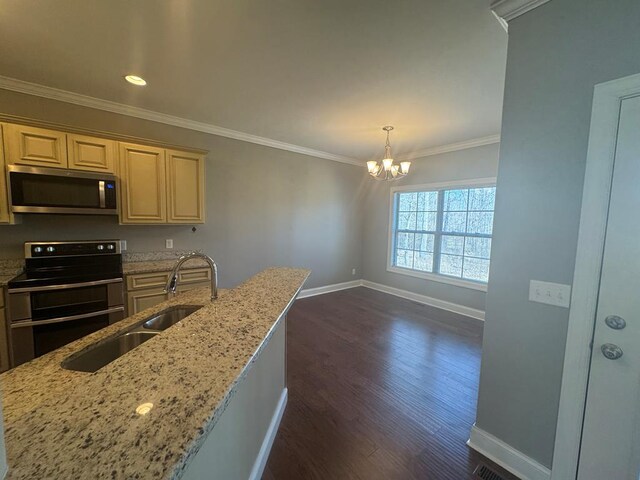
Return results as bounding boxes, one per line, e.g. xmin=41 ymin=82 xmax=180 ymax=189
xmin=176 ymin=281 xmax=211 ymax=294
xmin=126 ymin=268 xmax=211 ymax=291
xmin=126 ymin=271 xmax=170 ymax=291
xmin=178 ymin=268 xmax=211 ymax=285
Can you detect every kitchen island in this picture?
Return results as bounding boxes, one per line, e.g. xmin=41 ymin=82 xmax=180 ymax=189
xmin=0 ymin=267 xmax=309 ymax=479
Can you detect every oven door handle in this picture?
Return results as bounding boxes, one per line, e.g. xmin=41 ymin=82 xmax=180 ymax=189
xmin=11 ymin=306 xmax=125 ymax=328
xmin=8 ymin=277 xmax=123 ymax=294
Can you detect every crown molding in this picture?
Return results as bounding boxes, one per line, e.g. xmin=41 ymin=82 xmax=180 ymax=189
xmin=491 ymin=0 xmax=551 ymax=22
xmin=395 ymin=134 xmax=500 ymax=161
xmin=0 ymin=75 xmax=363 ymax=166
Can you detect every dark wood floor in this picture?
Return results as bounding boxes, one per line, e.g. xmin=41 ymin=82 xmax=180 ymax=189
xmin=263 ymin=287 xmax=518 ymax=480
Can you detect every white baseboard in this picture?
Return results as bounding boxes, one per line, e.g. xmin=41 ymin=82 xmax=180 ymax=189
xmin=248 ymin=387 xmax=288 ymax=480
xmin=468 ymin=424 xmax=551 ymax=480
xmin=361 ymin=280 xmax=485 ymax=321
xmin=297 ymin=280 xmax=363 ymax=299
xmin=297 ymin=279 xmax=486 ymax=321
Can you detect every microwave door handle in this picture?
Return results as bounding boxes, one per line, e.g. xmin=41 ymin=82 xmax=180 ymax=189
xmin=11 ymin=306 xmax=125 ymax=328
xmin=99 ymin=180 xmax=106 ymax=208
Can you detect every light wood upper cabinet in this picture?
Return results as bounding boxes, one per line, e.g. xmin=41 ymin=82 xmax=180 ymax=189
xmin=3 ymin=124 xmax=67 ymax=168
xmin=0 ymin=125 xmax=11 ymax=224
xmin=67 ymin=134 xmax=116 ymax=173
xmin=166 ymin=149 xmax=205 ymax=223
xmin=119 ymin=142 xmax=167 ymax=223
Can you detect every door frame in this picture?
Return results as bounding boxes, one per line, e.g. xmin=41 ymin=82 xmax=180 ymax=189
xmin=551 ymin=72 xmax=640 ymax=480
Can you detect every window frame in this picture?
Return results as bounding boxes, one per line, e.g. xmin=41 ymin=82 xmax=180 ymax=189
xmin=387 ymin=177 xmax=497 ymax=292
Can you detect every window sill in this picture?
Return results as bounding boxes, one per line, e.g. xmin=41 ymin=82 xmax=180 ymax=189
xmin=386 ymin=266 xmax=488 ymax=292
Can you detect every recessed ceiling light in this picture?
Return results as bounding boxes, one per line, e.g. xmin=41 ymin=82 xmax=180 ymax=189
xmin=124 ymin=75 xmax=147 ymax=86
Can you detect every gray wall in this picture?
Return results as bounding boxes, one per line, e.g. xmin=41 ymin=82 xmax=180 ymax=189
xmin=475 ymin=0 xmax=640 ymax=468
xmin=0 ymin=90 xmax=366 ymax=289
xmin=362 ymin=143 xmax=500 ymax=311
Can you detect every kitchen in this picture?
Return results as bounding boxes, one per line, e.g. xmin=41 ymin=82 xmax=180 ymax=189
xmin=3 ymin=1 xmax=639 ymax=480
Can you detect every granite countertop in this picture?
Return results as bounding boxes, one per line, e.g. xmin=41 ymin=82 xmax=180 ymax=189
xmin=0 ymin=259 xmax=24 ymax=287
xmin=1 ymin=267 xmax=309 ymax=479
xmin=122 ymin=258 xmax=210 ymax=275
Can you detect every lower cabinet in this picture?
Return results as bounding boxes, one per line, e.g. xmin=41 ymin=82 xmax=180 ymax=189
xmin=0 ymin=289 xmax=9 ymax=373
xmin=125 ymin=268 xmax=211 ymax=316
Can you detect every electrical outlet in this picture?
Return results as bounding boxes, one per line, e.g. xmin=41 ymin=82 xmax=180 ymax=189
xmin=120 ymin=240 xmax=127 ymax=251
xmin=529 ymin=280 xmax=571 ymax=308
xmin=165 ymin=239 xmax=174 ymax=249
xmin=352 ymin=268 xmax=356 ymax=276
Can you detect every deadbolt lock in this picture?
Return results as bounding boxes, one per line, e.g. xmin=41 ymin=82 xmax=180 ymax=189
xmin=601 ymin=343 xmax=623 ymax=360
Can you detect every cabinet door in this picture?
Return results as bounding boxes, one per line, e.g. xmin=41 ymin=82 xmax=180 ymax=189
xmin=166 ymin=149 xmax=205 ymax=223
xmin=3 ymin=123 xmax=67 ymax=168
xmin=0 ymin=125 xmax=11 ymax=224
xmin=119 ymin=142 xmax=167 ymax=223
xmin=127 ymin=288 xmax=169 ymax=316
xmin=67 ymin=134 xmax=116 ymax=173
xmin=0 ymin=290 xmax=9 ymax=371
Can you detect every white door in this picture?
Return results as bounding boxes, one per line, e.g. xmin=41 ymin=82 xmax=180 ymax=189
xmin=578 ymin=94 xmax=640 ymax=479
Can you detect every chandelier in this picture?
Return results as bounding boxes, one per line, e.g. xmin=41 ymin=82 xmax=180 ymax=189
xmin=366 ymin=126 xmax=410 ymax=181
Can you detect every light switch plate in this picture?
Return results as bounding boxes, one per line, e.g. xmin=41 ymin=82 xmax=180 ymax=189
xmin=120 ymin=240 xmax=127 ymax=251
xmin=529 ymin=280 xmax=571 ymax=308
xmin=165 ymin=239 xmax=174 ymax=249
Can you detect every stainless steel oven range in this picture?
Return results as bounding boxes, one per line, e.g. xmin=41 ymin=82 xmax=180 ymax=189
xmin=6 ymin=240 xmax=124 ymax=368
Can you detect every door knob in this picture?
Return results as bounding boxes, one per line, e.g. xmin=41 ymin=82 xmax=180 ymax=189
xmin=604 ymin=315 xmax=626 ymax=330
xmin=601 ymin=343 xmax=623 ymax=360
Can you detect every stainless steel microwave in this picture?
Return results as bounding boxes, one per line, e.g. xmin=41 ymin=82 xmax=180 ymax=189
xmin=7 ymin=165 xmax=118 ymax=215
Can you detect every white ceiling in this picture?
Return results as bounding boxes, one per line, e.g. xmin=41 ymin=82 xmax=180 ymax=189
xmin=0 ymin=0 xmax=507 ymax=162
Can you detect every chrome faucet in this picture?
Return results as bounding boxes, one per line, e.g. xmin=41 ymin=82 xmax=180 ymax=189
xmin=165 ymin=252 xmax=218 ymax=301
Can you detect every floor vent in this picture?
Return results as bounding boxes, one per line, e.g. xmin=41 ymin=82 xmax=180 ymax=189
xmin=473 ymin=463 xmax=507 ymax=480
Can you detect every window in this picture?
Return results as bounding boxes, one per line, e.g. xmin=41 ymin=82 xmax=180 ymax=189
xmin=389 ymin=181 xmax=496 ymax=288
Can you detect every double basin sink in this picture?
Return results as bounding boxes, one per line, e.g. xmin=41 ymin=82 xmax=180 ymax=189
xmin=62 ymin=305 xmax=203 ymax=373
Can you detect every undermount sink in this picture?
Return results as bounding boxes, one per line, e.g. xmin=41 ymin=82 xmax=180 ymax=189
xmin=62 ymin=331 xmax=159 ymax=373
xmin=143 ymin=306 xmax=202 ymax=331
xmin=62 ymin=305 xmax=203 ymax=373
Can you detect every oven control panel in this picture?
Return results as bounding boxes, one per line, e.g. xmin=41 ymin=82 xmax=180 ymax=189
xmin=26 ymin=241 xmax=121 ymax=258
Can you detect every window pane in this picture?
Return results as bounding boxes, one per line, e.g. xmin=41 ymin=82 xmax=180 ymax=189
xmin=414 ymin=252 xmax=434 ymax=272
xmin=464 ymin=237 xmax=492 ymax=259
xmin=416 ymin=211 xmax=437 ymax=231
xmin=395 ymin=249 xmax=414 ymax=268
xmin=463 ymin=257 xmax=490 ymax=282
xmin=396 ymin=232 xmax=415 ymax=250
xmin=398 ymin=212 xmax=417 ymax=230
xmin=398 ymin=192 xmax=418 ymax=212
xmin=469 ymin=187 xmax=496 ymax=211
xmin=443 ymin=212 xmax=467 ymax=233
xmin=441 ymin=235 xmax=464 ymax=255
xmin=467 ymin=212 xmax=494 ymax=235
xmin=443 ymin=189 xmax=468 ymax=211
xmin=418 ymin=191 xmax=438 ymax=211
xmin=415 ymin=233 xmax=434 ymax=252
xmin=439 ymin=254 xmax=463 ymax=277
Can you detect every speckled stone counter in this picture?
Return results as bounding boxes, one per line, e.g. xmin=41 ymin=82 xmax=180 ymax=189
xmin=0 ymin=267 xmax=309 ymax=479
xmin=0 ymin=259 xmax=24 ymax=286
xmin=123 ymin=258 xmax=210 ymax=275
